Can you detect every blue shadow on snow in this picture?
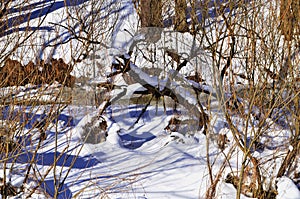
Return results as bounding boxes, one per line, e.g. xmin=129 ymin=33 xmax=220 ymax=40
xmin=40 ymin=179 xmax=72 ymax=199
xmin=1 ymin=106 xmax=76 ymax=129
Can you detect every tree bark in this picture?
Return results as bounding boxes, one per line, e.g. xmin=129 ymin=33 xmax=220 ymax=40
xmin=174 ymin=0 xmax=189 ymax=32
xmin=139 ymin=0 xmax=163 ymax=27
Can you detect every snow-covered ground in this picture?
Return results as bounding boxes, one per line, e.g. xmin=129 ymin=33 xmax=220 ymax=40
xmin=0 ymin=0 xmax=299 ymax=198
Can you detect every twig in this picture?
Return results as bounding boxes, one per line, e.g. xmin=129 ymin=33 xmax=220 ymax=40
xmin=129 ymin=94 xmax=154 ymax=130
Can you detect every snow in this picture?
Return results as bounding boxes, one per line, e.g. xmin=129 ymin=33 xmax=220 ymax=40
xmin=216 ymin=182 xmax=257 ymax=199
xmin=277 ymin=177 xmax=300 ymax=199
xmin=0 ymin=0 xmax=299 ymax=198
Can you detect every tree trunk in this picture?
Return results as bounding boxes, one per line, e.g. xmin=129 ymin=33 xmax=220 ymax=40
xmin=175 ymin=0 xmax=189 ymax=32
xmin=139 ymin=0 xmax=163 ymax=27
xmin=189 ymin=0 xmax=198 ymax=35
